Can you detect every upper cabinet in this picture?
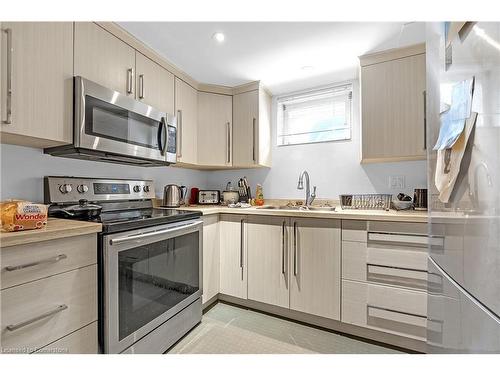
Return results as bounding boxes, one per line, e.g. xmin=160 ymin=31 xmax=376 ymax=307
xmin=0 ymin=22 xmax=73 ymax=147
xmin=135 ymin=52 xmax=175 ymax=115
xmin=233 ymin=86 xmax=272 ymax=168
xmin=197 ymin=92 xmax=232 ymax=167
xmin=74 ymin=22 xmax=136 ymax=97
xmin=75 ymin=22 xmax=135 ymax=96
xmin=360 ymin=43 xmax=426 ymax=163
xmin=175 ymin=77 xmax=198 ymax=165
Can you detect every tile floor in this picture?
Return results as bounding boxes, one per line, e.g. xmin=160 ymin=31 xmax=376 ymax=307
xmin=168 ymin=303 xmax=403 ymax=354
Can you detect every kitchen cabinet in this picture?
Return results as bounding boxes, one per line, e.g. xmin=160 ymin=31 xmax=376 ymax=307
xmin=74 ymin=22 xmax=136 ymax=97
xmin=0 ymin=22 xmax=73 ymax=147
xmin=175 ymin=77 xmax=198 ymax=165
xmin=289 ymin=218 xmax=341 ymax=320
xmin=202 ymin=214 xmax=220 ymax=304
xmin=232 ymin=87 xmax=272 ymax=168
xmin=1 ymin=233 xmax=98 ymax=353
xmin=135 ymin=51 xmax=175 ymax=115
xmin=360 ymin=43 xmax=426 ymax=163
xmin=197 ymin=92 xmax=233 ymax=167
xmin=247 ymin=216 xmax=289 ymax=308
xmin=341 ymin=220 xmax=429 ymax=341
xmin=219 ymin=214 xmax=247 ymax=299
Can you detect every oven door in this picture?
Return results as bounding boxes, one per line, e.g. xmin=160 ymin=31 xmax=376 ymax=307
xmin=74 ymin=76 xmax=172 ymax=164
xmin=103 ymin=219 xmax=203 ymax=353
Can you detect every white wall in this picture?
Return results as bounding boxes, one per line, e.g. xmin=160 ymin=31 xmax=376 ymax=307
xmin=0 ymin=144 xmax=208 ymax=203
xmin=206 ymin=80 xmax=427 ymax=200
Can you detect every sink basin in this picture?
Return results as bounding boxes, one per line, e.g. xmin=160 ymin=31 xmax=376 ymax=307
xmin=256 ymin=205 xmax=335 ymax=212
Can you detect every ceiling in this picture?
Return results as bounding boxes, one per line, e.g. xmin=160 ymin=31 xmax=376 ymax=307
xmin=118 ymin=22 xmax=425 ymax=94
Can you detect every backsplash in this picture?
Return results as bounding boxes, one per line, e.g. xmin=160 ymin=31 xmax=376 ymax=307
xmin=0 ymin=144 xmax=209 ymax=203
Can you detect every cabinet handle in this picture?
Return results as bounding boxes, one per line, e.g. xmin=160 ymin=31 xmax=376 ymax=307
xmin=366 ymin=304 xmax=427 ymax=328
xmin=293 ymin=222 xmax=298 ymax=276
xmin=177 ymin=110 xmax=183 ymax=158
xmin=139 ymin=74 xmax=145 ymax=99
xmin=240 ymin=219 xmax=244 ymax=271
xmin=126 ymin=68 xmax=134 ymax=94
xmin=281 ymin=221 xmax=286 ymax=275
xmin=252 ymin=117 xmax=256 ymax=163
xmin=226 ymin=122 xmax=231 ymax=164
xmin=4 ymin=254 xmax=68 ymax=272
xmin=6 ymin=304 xmax=68 ymax=332
xmin=2 ymin=27 xmax=13 ymax=124
xmin=423 ymin=90 xmax=427 ymax=150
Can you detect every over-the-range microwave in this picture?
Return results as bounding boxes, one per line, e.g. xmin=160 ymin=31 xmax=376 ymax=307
xmin=45 ymin=76 xmax=177 ymax=166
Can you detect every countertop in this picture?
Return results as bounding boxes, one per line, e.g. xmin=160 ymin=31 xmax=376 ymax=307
xmin=175 ymin=205 xmax=428 ymax=223
xmin=0 ymin=218 xmax=102 ymax=248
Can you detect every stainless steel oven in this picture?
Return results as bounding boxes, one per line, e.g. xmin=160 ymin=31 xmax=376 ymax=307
xmin=103 ymin=219 xmax=203 ymax=353
xmin=45 ymin=76 xmax=177 ymax=166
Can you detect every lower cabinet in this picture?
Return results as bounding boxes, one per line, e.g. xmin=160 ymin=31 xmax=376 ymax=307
xmin=34 ymin=322 xmax=98 ymax=354
xmin=246 ymin=216 xmax=341 ymax=320
xmin=202 ymin=214 xmax=220 ymax=304
xmin=289 ymin=218 xmax=341 ymax=320
xmin=247 ymin=216 xmax=289 ymax=308
xmin=219 ymin=214 xmax=247 ymax=299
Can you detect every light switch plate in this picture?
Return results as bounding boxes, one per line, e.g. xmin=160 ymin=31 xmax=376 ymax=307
xmin=389 ymin=176 xmax=406 ymax=189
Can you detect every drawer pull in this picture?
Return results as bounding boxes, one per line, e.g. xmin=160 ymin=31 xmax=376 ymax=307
xmin=4 ymin=254 xmax=68 ymax=272
xmin=6 ymin=304 xmax=68 ymax=332
xmin=367 ymin=263 xmax=427 ymax=290
xmin=367 ymin=304 xmax=427 ymax=327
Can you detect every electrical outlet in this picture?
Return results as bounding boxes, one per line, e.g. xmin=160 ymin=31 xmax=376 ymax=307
xmin=389 ymin=176 xmax=406 ymax=190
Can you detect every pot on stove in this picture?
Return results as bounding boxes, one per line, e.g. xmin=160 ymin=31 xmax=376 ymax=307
xmin=49 ymin=199 xmax=102 ymax=219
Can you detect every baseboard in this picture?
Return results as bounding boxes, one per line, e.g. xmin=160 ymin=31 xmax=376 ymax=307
xmin=215 ymin=294 xmax=426 ymax=353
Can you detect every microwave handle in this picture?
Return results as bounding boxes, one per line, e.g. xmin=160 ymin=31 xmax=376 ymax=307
xmin=158 ymin=117 xmax=167 ymax=155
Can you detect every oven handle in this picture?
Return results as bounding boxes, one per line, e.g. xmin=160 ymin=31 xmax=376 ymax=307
xmin=109 ymin=221 xmax=202 ymax=245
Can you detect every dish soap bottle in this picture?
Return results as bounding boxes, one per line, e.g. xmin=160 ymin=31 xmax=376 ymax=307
xmin=255 ymin=184 xmax=264 ymax=206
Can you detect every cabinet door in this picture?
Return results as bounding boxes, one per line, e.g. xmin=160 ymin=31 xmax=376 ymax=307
xmin=197 ymin=92 xmax=232 ymax=167
xmin=289 ymin=218 xmax=341 ymax=320
xmin=219 ymin=214 xmax=247 ymax=299
xmin=202 ymin=215 xmax=220 ymax=304
xmin=0 ymin=22 xmax=73 ymax=147
xmin=74 ymin=22 xmax=135 ymax=96
xmin=247 ymin=216 xmax=289 ymax=308
xmin=136 ymin=52 xmax=174 ymax=114
xmin=233 ymin=90 xmax=259 ymax=167
xmin=175 ymin=77 xmax=198 ymax=164
xmin=361 ymin=53 xmax=426 ymax=162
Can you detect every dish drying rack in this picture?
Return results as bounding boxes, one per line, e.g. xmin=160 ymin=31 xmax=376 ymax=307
xmin=339 ymin=194 xmax=392 ymax=211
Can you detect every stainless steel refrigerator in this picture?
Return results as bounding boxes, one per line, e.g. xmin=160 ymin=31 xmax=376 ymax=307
xmin=426 ymin=22 xmax=500 ymax=353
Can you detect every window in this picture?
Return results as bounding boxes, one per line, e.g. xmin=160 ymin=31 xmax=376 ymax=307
xmin=277 ymin=84 xmax=352 ymax=146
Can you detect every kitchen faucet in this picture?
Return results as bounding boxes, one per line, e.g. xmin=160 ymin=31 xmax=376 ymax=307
xmin=297 ymin=170 xmax=316 ymax=207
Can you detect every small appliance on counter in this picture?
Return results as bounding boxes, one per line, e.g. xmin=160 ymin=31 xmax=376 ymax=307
xmin=163 ymin=184 xmax=187 ymax=208
xmin=222 ymin=181 xmax=239 ymax=205
xmin=197 ymin=190 xmax=220 ymax=205
xmin=413 ymin=188 xmax=428 ymax=211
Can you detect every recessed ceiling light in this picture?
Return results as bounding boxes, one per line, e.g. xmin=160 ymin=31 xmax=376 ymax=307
xmin=301 ymin=65 xmax=314 ymax=71
xmin=212 ymin=32 xmax=225 ymax=43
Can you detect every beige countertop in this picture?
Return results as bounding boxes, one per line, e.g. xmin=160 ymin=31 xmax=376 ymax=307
xmin=174 ymin=205 xmax=428 ymax=223
xmin=0 ymin=218 xmax=102 ymax=248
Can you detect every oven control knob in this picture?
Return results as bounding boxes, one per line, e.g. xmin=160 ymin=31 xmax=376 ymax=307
xmin=133 ymin=185 xmax=141 ymax=193
xmin=143 ymin=185 xmax=150 ymax=193
xmin=59 ymin=184 xmax=72 ymax=194
xmin=77 ymin=184 xmax=89 ymax=193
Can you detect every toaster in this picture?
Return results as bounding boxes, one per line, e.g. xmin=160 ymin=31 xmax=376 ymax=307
xmin=197 ymin=190 xmax=220 ymax=205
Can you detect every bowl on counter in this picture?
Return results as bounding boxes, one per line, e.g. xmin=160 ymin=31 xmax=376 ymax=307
xmin=392 ymin=200 xmax=413 ymax=210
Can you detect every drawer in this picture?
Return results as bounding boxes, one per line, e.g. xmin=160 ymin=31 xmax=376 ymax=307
xmin=34 ymin=322 xmax=98 ymax=354
xmin=1 ymin=265 xmax=97 ymax=353
xmin=342 ymin=240 xmax=428 ymax=290
xmin=1 ymin=234 xmax=97 ymax=290
xmin=342 ymin=280 xmax=427 ymax=341
xmin=341 ymin=220 xmax=430 ymax=244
